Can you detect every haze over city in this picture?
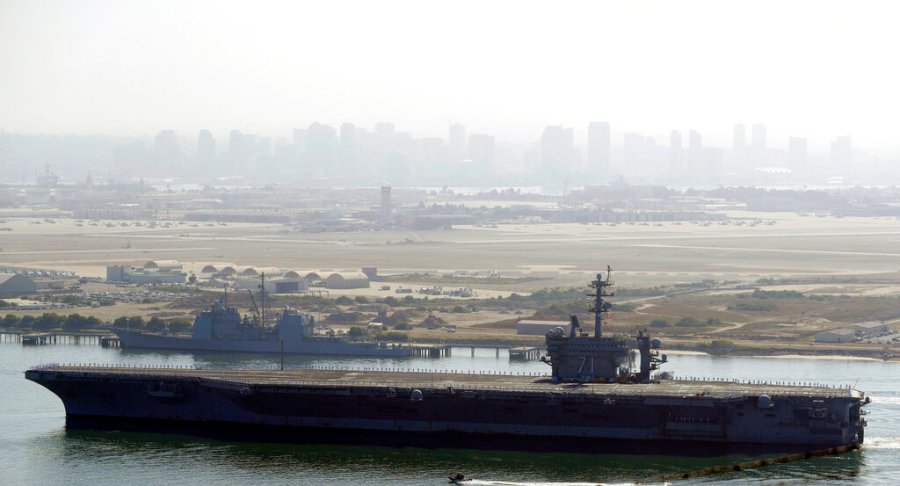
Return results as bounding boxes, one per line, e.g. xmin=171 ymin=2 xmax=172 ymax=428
xmin=2 ymin=0 xmax=899 ymax=149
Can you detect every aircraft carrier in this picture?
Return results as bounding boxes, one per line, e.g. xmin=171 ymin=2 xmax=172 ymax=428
xmin=26 ymin=270 xmax=869 ymax=452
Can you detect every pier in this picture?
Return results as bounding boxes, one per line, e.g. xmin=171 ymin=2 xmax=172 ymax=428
xmin=1 ymin=331 xmax=117 ymax=347
xmin=409 ymin=344 xmax=452 ymax=358
xmin=437 ymin=342 xmax=545 ymax=360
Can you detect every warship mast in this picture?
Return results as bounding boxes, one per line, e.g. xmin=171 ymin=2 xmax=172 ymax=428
xmin=588 ymin=265 xmax=614 ymax=338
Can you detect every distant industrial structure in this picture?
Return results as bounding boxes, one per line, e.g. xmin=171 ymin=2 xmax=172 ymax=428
xmin=0 ymin=273 xmax=38 ymax=296
xmin=106 ymin=261 xmax=186 ymax=284
xmin=815 ymin=321 xmax=891 ymax=343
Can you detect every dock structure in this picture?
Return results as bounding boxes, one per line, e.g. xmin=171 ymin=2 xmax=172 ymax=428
xmin=1 ymin=331 xmax=116 ymax=347
xmin=0 ymin=331 xmax=23 ymax=343
xmin=440 ymin=342 xmax=545 ymax=360
xmin=509 ymin=346 xmax=541 ymax=360
xmin=409 ymin=343 xmax=452 ymax=358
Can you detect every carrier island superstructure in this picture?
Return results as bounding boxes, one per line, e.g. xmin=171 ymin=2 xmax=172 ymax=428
xmin=26 ymin=269 xmax=868 ymax=451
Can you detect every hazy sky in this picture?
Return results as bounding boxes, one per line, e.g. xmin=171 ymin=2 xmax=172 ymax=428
xmin=1 ymin=0 xmax=897 ymax=149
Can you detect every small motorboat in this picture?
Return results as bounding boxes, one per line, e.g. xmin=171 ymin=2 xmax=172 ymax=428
xmin=448 ymin=472 xmax=470 ymax=483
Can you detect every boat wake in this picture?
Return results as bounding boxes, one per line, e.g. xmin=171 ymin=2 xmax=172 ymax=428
xmin=869 ymin=395 xmax=900 ymax=406
xmin=448 ymin=481 xmax=666 ymax=486
xmin=865 ymin=437 xmax=900 ymax=449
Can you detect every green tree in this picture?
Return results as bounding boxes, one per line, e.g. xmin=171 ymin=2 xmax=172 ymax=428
xmin=347 ymin=326 xmax=367 ymax=338
xmin=63 ymin=313 xmax=87 ymax=330
xmin=146 ymin=317 xmax=165 ymax=332
xmin=2 ymin=314 xmax=21 ymax=329
xmin=127 ymin=316 xmax=146 ymax=330
xmin=19 ymin=315 xmax=36 ymax=329
xmin=167 ymin=318 xmax=193 ymax=333
xmin=676 ymin=317 xmax=703 ymax=327
xmin=34 ymin=313 xmax=65 ymax=331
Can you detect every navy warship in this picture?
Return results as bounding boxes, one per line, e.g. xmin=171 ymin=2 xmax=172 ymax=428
xmin=28 ymin=269 xmax=868 ymax=452
xmin=114 ymin=275 xmax=417 ymax=357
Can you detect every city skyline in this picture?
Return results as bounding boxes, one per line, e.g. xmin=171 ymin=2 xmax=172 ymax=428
xmin=2 ymin=0 xmax=899 ymax=151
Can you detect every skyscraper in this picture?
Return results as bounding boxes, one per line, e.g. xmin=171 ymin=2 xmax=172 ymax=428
xmin=339 ymin=122 xmax=358 ymax=171
xmin=733 ymin=124 xmax=746 ymax=151
xmin=588 ymin=122 xmax=611 ymax=177
xmin=687 ymin=129 xmax=702 ymax=173
xmin=751 ymin=124 xmax=767 ymax=151
xmin=830 ymin=135 xmax=852 ymax=168
xmin=197 ymin=129 xmax=215 ymax=172
xmin=788 ymin=136 xmax=807 ymax=173
xmin=467 ymin=133 xmax=495 ymax=174
xmin=751 ymin=124 xmax=767 ymax=167
xmin=449 ymin=123 xmax=466 ymax=164
xmin=305 ymin=122 xmax=338 ymax=170
xmin=540 ymin=126 xmax=575 ymax=171
xmin=152 ymin=130 xmax=179 ymax=174
xmin=669 ymin=130 xmax=683 ymax=176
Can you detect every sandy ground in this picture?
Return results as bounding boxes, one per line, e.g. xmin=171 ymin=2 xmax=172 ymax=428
xmin=3 ymin=212 xmax=900 ymax=293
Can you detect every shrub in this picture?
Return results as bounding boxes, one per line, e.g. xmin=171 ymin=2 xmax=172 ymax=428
xmin=650 ymin=319 xmax=670 ymax=328
xmin=675 ymin=317 xmax=703 ymax=327
xmin=347 ymin=326 xmax=367 ymax=338
xmin=3 ymin=314 xmax=21 ymax=329
xmin=728 ymin=302 xmax=777 ymax=312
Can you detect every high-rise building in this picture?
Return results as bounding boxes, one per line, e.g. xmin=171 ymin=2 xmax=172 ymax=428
xmin=449 ymin=123 xmax=466 ymax=164
xmin=749 ymin=123 xmax=767 ymax=168
xmin=687 ymin=129 xmax=702 ymax=173
xmin=540 ymin=126 xmax=575 ymax=171
xmin=830 ymin=135 xmax=852 ymax=168
xmin=788 ymin=136 xmax=807 ymax=173
xmin=751 ymin=124 xmax=767 ymax=151
xmin=305 ymin=122 xmax=338 ymax=170
xmin=467 ymin=133 xmax=495 ymax=173
xmin=197 ymin=130 xmax=215 ymax=171
xmin=588 ymin=122 xmax=611 ymax=177
xmin=669 ymin=130 xmax=683 ymax=176
xmin=292 ymin=128 xmax=307 ymax=148
xmin=688 ymin=130 xmax=702 ymax=151
xmin=152 ymin=130 xmax=179 ymax=174
xmin=733 ymin=124 xmax=746 ymax=150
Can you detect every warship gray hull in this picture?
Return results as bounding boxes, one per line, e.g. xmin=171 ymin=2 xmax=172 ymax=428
xmin=26 ymin=366 xmax=868 ymax=451
xmin=114 ymin=329 xmax=415 ymax=357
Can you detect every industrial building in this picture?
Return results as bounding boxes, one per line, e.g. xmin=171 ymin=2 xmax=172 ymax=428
xmin=324 ymin=272 xmax=370 ymax=289
xmin=814 ymin=328 xmax=858 ymax=343
xmin=815 ymin=321 xmax=890 ymax=343
xmin=234 ymin=276 xmax=308 ymax=294
xmin=106 ymin=265 xmax=187 ymax=284
xmin=0 ymin=273 xmax=38 ymax=297
xmin=200 ymin=263 xmax=235 ymax=275
xmin=516 ymin=319 xmax=572 ymax=336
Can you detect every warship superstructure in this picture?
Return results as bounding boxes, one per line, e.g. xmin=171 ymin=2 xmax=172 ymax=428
xmin=29 ymin=269 xmax=869 ymax=451
xmin=114 ymin=276 xmax=415 ymax=357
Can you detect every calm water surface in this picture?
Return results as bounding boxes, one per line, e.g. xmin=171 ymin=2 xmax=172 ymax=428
xmin=2 ymin=342 xmax=898 ymax=485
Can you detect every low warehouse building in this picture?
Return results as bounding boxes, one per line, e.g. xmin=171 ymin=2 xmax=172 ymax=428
xmin=516 ymin=319 xmax=572 ymax=336
xmin=814 ymin=328 xmax=858 ymax=343
xmin=143 ymin=260 xmax=183 ymax=272
xmin=0 ymin=273 xmax=38 ymax=296
xmin=200 ymin=263 xmax=234 ymax=275
xmin=325 ymin=272 xmax=370 ymax=289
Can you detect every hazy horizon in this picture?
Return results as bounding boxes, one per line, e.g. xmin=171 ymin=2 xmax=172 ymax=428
xmin=2 ymin=0 xmax=899 ymax=151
